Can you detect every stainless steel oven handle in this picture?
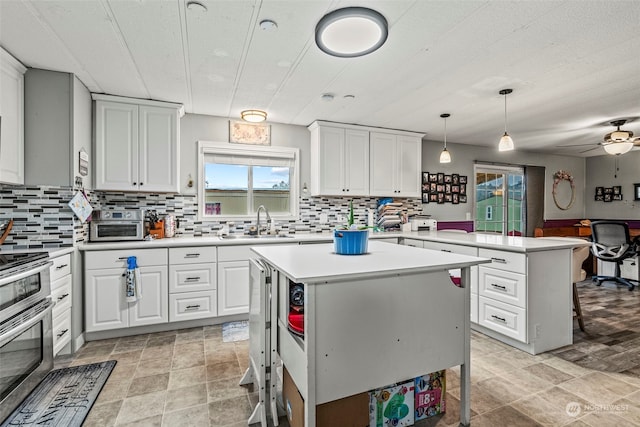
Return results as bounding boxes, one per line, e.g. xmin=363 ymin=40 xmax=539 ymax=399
xmin=0 ymin=261 xmax=53 ymax=288
xmin=0 ymin=299 xmax=54 ymax=347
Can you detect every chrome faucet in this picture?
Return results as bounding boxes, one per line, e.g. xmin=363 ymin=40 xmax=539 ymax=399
xmin=256 ymin=205 xmax=271 ymax=235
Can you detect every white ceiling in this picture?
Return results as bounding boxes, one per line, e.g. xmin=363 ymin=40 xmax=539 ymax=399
xmin=1 ymin=0 xmax=639 ymax=157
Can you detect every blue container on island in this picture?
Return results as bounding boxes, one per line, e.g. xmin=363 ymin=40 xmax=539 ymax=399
xmin=334 ymin=229 xmax=369 ymax=255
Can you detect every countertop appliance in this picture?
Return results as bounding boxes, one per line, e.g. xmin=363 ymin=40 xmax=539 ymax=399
xmin=90 ymin=209 xmax=145 ymax=242
xmin=411 ymin=217 xmax=438 ymax=231
xmin=0 ymin=252 xmax=54 ymax=423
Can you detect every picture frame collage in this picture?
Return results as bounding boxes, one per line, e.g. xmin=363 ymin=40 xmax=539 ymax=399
xmin=594 ymin=186 xmax=622 ymax=202
xmin=422 ymin=172 xmax=468 ymax=204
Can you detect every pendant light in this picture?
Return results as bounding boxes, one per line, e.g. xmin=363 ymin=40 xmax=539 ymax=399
xmin=439 ymin=113 xmax=451 ymax=164
xmin=498 ymin=89 xmax=514 ymax=151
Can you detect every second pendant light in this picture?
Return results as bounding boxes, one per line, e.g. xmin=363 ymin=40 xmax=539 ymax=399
xmin=439 ymin=113 xmax=451 ymax=164
xmin=498 ymin=89 xmax=514 ymax=151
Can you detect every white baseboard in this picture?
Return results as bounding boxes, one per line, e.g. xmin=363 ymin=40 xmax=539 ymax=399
xmin=74 ymin=333 xmax=85 ymax=352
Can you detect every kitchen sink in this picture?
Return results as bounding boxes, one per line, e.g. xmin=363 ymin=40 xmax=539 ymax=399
xmin=220 ymin=234 xmax=294 ymax=240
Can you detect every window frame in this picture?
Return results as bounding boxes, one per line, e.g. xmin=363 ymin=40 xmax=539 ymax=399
xmin=197 ymin=141 xmax=300 ymax=221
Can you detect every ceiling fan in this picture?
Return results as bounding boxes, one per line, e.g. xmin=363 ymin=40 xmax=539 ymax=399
xmin=558 ymin=119 xmax=640 ymax=155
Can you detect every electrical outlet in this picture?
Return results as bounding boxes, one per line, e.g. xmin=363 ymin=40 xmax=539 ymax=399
xmin=534 ymin=324 xmax=541 ymax=338
xmin=319 ymin=213 xmax=328 ymax=224
xmin=337 ymin=215 xmax=346 ymax=223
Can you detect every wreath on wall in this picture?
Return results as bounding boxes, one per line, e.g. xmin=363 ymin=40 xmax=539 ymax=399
xmin=552 ymin=170 xmax=576 ymax=210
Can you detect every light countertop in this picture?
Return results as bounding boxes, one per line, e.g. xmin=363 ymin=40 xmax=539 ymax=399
xmin=251 ymin=240 xmax=492 ymax=283
xmin=76 ymin=230 xmax=590 ymax=253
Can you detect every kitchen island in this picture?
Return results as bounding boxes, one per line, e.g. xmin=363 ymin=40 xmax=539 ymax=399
xmin=249 ymin=240 xmax=491 ymax=427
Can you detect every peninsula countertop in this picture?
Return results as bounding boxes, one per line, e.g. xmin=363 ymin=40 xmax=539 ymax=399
xmin=250 ymin=240 xmax=491 ymax=283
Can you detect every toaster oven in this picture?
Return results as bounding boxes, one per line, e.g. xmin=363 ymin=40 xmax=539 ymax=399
xmin=89 ymin=209 xmax=145 ymax=242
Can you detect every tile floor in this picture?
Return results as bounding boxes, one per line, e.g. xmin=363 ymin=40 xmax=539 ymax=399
xmin=55 ymin=279 xmax=640 ymax=427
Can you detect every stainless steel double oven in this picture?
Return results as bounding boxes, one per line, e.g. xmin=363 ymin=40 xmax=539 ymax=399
xmin=0 ymin=252 xmax=53 ymax=422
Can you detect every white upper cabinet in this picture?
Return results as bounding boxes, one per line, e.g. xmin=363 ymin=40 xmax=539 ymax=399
xmin=309 ymin=121 xmax=369 ymax=196
xmin=93 ymin=94 xmax=182 ymax=192
xmin=0 ymin=48 xmax=26 ymax=185
xmin=370 ymin=131 xmax=422 ymax=198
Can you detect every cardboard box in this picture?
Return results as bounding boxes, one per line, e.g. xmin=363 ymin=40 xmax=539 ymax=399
xmin=369 ymin=381 xmax=415 ymax=427
xmin=414 ymin=370 xmax=446 ymax=421
xmin=283 ymin=367 xmax=304 ymax=427
xmin=283 ymin=366 xmax=369 ymax=427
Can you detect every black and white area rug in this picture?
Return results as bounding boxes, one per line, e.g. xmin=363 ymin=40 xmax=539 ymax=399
xmin=1 ymin=360 xmax=116 ymax=427
xmin=222 ymin=320 xmax=249 ymax=342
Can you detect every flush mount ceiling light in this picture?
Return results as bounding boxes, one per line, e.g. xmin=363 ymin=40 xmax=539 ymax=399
xmin=240 ymin=109 xmax=267 ymax=123
xmin=439 ymin=113 xmax=451 ymax=164
xmin=498 ymin=89 xmax=515 ymax=152
xmin=315 ymin=7 xmax=388 ymax=58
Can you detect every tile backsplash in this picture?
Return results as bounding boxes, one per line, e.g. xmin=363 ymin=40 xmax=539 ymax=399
xmin=0 ymin=185 xmax=422 ymax=249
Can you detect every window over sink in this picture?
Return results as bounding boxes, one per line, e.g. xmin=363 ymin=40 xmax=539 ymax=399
xmin=197 ymin=141 xmax=300 ymax=221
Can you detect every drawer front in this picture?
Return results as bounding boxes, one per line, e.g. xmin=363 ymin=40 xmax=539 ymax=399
xmin=471 ymin=292 xmax=478 ymax=324
xmin=50 ymin=253 xmax=71 ymax=282
xmin=422 ymin=241 xmax=478 ymax=256
xmin=402 ymin=239 xmax=424 ymax=248
xmin=85 ymin=248 xmax=167 ymax=269
xmin=478 ymin=296 xmax=526 ymax=342
xmin=218 ymin=245 xmax=253 ymax=262
xmin=169 ymin=247 xmax=217 ymax=264
xmin=169 ymin=290 xmax=217 ymax=322
xmin=51 ymin=275 xmax=72 ymax=318
xmin=53 ymin=309 xmax=72 ymax=355
xmin=478 ymin=248 xmax=526 ymax=274
xmin=479 ymin=266 xmax=526 ymax=308
xmin=169 ymin=263 xmax=216 ymax=293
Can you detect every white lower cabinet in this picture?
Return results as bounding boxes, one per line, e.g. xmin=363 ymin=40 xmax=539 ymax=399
xmin=50 ymin=252 xmax=72 ymax=355
xmin=169 ymin=247 xmax=217 ymax=321
xmin=85 ymin=249 xmax=168 ymax=332
xmin=217 ymin=259 xmax=250 ymax=316
xmin=478 ymin=295 xmax=526 ymax=342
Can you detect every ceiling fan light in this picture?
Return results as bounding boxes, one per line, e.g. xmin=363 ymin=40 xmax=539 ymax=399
xmin=499 ymin=132 xmax=514 ymax=151
xmin=610 ymin=130 xmax=631 ymax=142
xmin=439 ymin=148 xmax=451 ymax=164
xmin=240 ymin=109 xmax=267 ymax=123
xmin=315 ymin=7 xmax=388 ymax=58
xmin=603 ymin=141 xmax=633 ymax=155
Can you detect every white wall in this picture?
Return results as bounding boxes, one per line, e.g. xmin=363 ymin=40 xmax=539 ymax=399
xmin=585 ymin=150 xmax=640 ymax=219
xmin=421 ymin=139 xmax=587 ymax=222
xmin=179 ymin=114 xmax=310 ymax=196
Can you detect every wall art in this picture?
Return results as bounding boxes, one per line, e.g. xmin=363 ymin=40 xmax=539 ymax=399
xmin=422 ymin=171 xmax=467 ymax=204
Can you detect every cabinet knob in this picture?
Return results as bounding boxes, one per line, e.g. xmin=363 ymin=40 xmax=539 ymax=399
xmin=140 ymin=182 xmax=144 ymax=186
xmin=133 ymin=182 xmax=137 ymax=186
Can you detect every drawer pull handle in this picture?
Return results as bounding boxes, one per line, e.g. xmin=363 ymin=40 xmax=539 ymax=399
xmin=185 ymin=277 xmax=201 ymax=282
xmin=441 ymin=249 xmax=452 ymax=253
xmin=57 ymin=293 xmax=70 ymax=301
xmin=491 ymin=257 xmax=507 ymax=264
xmin=118 ymin=257 xmax=128 ymax=261
xmin=56 ymin=264 xmax=68 ymax=270
xmin=491 ymin=284 xmax=507 ymax=291
xmin=185 ymin=253 xmax=200 ymax=258
xmin=57 ymin=329 xmax=69 ymax=338
xmin=491 ymin=314 xmax=506 ymax=323
xmin=185 ymin=304 xmax=201 ymax=310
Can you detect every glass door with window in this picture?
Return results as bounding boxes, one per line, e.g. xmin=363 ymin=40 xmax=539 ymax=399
xmin=474 ymin=165 xmax=525 ymax=236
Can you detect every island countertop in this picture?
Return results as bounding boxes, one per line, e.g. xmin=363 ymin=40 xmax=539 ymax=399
xmin=250 ymin=240 xmax=491 ymax=283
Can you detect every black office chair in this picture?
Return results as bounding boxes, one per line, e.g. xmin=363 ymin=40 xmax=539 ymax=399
xmin=590 ymin=221 xmax=640 ymax=291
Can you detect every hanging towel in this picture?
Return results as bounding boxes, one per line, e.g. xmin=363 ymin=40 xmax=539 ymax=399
xmin=125 ymin=256 xmax=142 ymax=303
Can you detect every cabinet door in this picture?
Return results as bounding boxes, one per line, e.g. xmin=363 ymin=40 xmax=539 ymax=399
xmin=217 ymin=260 xmax=250 ymax=316
xmin=396 ymin=135 xmax=421 ymax=197
xmin=0 ymin=49 xmax=26 ymax=185
xmin=314 ymin=126 xmax=345 ymax=195
xmin=94 ymin=101 xmax=138 ymax=191
xmin=344 ymin=129 xmax=369 ymax=195
xmin=129 ymin=266 xmax=169 ymax=327
xmin=85 ymin=268 xmax=128 ymax=332
xmin=369 ymin=132 xmax=397 ymax=196
xmin=138 ymin=105 xmax=179 ymax=193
